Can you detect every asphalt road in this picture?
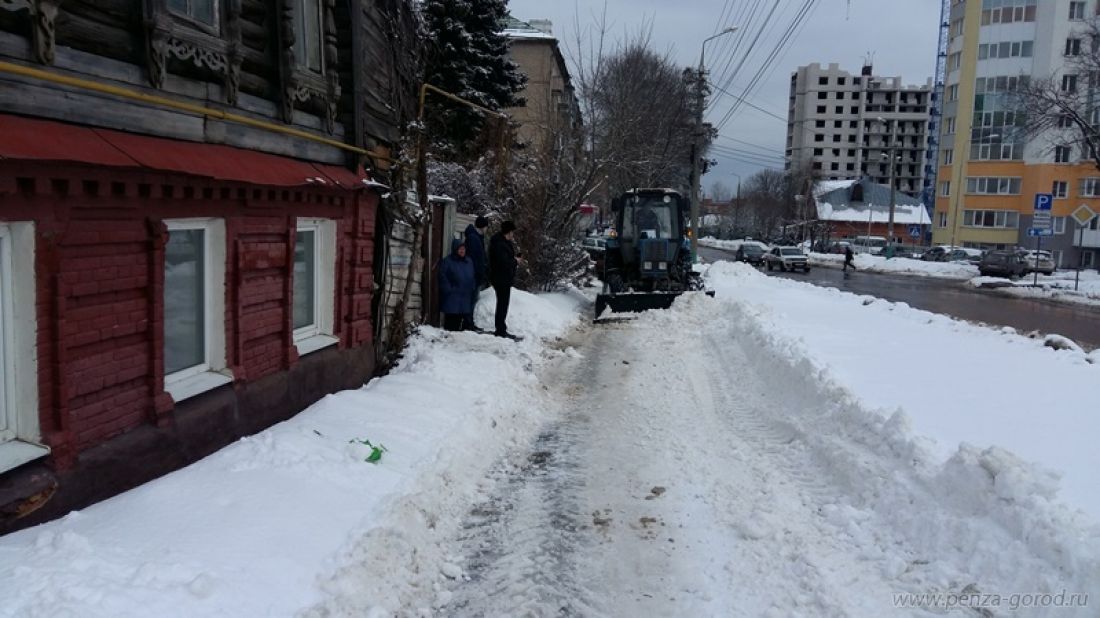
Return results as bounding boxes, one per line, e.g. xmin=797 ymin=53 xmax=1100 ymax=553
xmin=698 ymin=245 xmax=1100 ymax=351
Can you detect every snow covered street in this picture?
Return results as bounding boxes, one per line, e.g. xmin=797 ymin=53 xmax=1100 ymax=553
xmin=2 ymin=266 xmax=1098 ymax=617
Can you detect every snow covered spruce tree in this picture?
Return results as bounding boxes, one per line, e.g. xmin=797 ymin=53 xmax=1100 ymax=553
xmin=422 ymin=0 xmax=526 ymax=156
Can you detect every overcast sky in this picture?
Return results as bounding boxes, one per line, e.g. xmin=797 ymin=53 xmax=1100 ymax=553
xmin=506 ymin=0 xmax=941 ymax=196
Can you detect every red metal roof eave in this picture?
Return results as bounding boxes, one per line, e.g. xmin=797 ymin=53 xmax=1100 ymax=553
xmin=0 ymin=113 xmax=369 ymax=190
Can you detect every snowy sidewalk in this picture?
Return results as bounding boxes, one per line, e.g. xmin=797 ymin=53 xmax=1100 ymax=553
xmin=0 ymin=288 xmax=586 ymax=617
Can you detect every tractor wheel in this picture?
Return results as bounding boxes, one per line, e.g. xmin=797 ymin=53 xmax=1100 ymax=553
xmin=607 ymin=272 xmax=624 ymax=294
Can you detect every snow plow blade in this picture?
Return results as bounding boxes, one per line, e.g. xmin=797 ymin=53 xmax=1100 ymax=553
xmin=594 ymin=290 xmax=715 ymax=320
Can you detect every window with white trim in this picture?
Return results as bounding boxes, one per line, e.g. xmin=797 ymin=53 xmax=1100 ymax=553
xmin=938 ymin=212 xmax=948 ymax=228
xmin=940 ymin=181 xmax=951 ymax=196
xmin=0 ymin=222 xmax=47 ymax=473
xmin=1080 ymin=177 xmax=1100 ymax=197
xmin=943 ymin=149 xmax=954 ymax=165
xmin=1055 ymin=145 xmax=1072 ymax=163
xmin=293 ymin=218 xmax=337 ymax=355
xmin=1070 ymin=1 xmax=1086 ymax=20
xmin=164 ymin=219 xmax=230 ymax=402
xmin=962 ymin=209 xmax=1020 ymax=229
xmin=965 ymin=176 xmax=1022 ymax=195
xmin=1054 ymin=216 xmax=1067 ymax=234
xmin=1053 ymin=180 xmax=1069 ymax=198
xmin=1066 ymin=38 xmax=1082 ymax=57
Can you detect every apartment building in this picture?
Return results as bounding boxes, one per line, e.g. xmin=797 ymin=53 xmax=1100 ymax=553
xmin=502 ymin=17 xmax=579 ymax=152
xmin=934 ymin=0 xmax=1100 ymax=269
xmin=786 ymin=63 xmax=934 ymax=197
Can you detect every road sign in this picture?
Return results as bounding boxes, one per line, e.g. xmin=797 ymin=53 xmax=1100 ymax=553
xmin=1034 ymin=193 xmax=1054 ymax=211
xmin=1031 ymin=211 xmax=1052 ymax=229
xmin=1071 ymin=204 xmax=1097 ymax=226
xmin=907 ymin=224 xmax=921 ymax=238
xmin=1027 ymin=228 xmax=1054 ymax=237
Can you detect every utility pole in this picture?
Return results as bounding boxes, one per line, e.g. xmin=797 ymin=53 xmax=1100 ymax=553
xmin=884 ymin=117 xmax=898 ymax=258
xmin=691 ymin=27 xmax=737 ymax=262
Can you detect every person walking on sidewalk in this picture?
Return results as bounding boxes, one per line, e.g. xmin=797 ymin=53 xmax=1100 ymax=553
xmin=438 ymin=239 xmax=476 ymax=332
xmin=489 ymin=220 xmax=522 ymax=340
xmin=464 ymin=215 xmax=489 ymax=331
xmin=843 ymin=245 xmax=856 ymax=273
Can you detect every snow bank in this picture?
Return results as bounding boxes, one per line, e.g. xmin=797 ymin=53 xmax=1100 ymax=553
xmin=810 ymin=252 xmax=979 ymax=279
xmin=970 ymin=270 xmax=1100 ymax=307
xmin=705 ymin=261 xmax=1100 ymax=519
xmin=701 ymin=262 xmax=1100 ymax=607
xmin=699 ymin=237 xmax=767 ymax=252
xmin=0 ymin=289 xmax=585 ymax=617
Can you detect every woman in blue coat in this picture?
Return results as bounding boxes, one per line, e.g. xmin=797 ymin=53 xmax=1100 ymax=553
xmin=438 ymin=238 xmax=477 ymax=331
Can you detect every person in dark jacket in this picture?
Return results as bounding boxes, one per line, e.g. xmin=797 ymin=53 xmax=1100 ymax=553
xmin=464 ymin=215 xmax=489 ymax=330
xmin=439 ymin=238 xmax=476 ymax=331
xmin=843 ymin=245 xmax=856 ymax=273
xmin=488 ymin=220 xmax=522 ymax=339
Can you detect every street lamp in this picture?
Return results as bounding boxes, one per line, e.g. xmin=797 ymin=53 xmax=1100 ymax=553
xmin=691 ymin=26 xmax=739 ymax=262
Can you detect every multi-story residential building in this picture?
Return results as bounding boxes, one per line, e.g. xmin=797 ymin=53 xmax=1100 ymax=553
xmin=786 ymin=63 xmax=934 ymax=198
xmin=934 ymin=0 xmax=1100 ymax=269
xmin=502 ymin=17 xmax=579 ymax=152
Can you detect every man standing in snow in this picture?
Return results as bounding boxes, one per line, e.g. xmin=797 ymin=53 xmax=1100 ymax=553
xmin=843 ymin=245 xmax=856 ymax=273
xmin=488 ymin=220 xmax=522 ymax=340
xmin=464 ymin=215 xmax=489 ymax=331
xmin=438 ymin=239 xmax=476 ymax=331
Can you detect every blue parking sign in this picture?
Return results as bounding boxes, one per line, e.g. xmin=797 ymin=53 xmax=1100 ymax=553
xmin=1034 ymin=193 xmax=1053 ymax=211
xmin=907 ymin=225 xmax=921 ymax=238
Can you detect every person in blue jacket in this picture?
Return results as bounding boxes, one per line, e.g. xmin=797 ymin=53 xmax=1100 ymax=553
xmin=464 ymin=215 xmax=489 ymax=330
xmin=438 ymin=238 xmax=476 ymax=331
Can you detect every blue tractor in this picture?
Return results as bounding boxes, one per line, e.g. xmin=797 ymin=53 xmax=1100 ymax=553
xmin=596 ymin=188 xmax=711 ymax=318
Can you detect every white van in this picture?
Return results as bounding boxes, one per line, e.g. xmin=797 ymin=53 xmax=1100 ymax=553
xmin=851 ymin=236 xmax=887 ymax=255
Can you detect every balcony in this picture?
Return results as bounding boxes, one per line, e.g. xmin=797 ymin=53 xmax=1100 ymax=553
xmin=1079 ymin=228 xmax=1100 ymax=248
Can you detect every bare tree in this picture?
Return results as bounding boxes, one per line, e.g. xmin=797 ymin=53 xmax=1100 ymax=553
xmin=1016 ymin=17 xmax=1100 ymax=170
xmin=709 ymin=181 xmax=733 ymax=202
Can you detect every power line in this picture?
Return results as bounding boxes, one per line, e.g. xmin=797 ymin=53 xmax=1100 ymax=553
xmin=707 ymin=80 xmax=787 ymax=122
xmin=716 ymin=0 xmax=819 ymax=132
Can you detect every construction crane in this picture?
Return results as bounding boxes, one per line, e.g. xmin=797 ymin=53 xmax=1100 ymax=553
xmin=922 ymin=0 xmax=952 ymax=214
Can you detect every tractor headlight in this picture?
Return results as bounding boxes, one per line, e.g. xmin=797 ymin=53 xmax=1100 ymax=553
xmin=658 ymin=262 xmax=668 ymax=270
xmin=643 ymin=261 xmax=653 ymax=270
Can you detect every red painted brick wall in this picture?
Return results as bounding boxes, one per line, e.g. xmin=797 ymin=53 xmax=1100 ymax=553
xmin=0 ymin=163 xmax=378 ymax=468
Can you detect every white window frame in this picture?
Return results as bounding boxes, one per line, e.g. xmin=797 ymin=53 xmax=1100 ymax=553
xmin=163 ymin=219 xmax=231 ymax=402
xmin=293 ymin=218 xmax=338 ymax=356
xmin=1070 ymin=1 xmax=1086 ymax=20
xmin=938 ymin=212 xmax=948 ymax=228
xmin=0 ymin=222 xmax=48 ymax=473
xmin=1054 ymin=216 xmax=1067 ymax=235
xmin=940 ymin=181 xmax=951 ymax=197
xmin=1053 ymin=180 xmax=1069 ymax=198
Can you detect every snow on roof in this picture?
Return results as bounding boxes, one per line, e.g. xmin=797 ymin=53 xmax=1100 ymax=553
xmin=812 ymin=179 xmax=858 ymax=199
xmin=503 ymin=30 xmax=556 ymax=40
xmin=813 ymin=179 xmax=931 ymax=225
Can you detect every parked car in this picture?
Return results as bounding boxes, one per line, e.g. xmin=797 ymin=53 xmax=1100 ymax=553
xmin=765 ymin=246 xmax=810 ymax=272
xmin=944 ymin=248 xmax=984 ymax=264
xmin=922 ymin=246 xmax=951 ymax=262
xmin=582 ymin=236 xmax=607 ymax=253
xmin=1017 ymin=250 xmax=1056 ymax=275
xmin=736 ymin=243 xmax=767 ymax=266
xmin=851 ymin=235 xmax=888 ymax=255
xmin=979 ymin=250 xmax=1028 ymax=278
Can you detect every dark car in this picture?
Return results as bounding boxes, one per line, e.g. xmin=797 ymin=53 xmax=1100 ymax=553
xmin=979 ymin=250 xmax=1027 ymax=278
xmin=736 ymin=243 xmax=766 ymax=265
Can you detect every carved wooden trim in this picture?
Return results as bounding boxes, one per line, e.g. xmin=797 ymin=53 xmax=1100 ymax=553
xmin=1 ymin=0 xmax=60 ymax=65
xmin=277 ymin=0 xmax=341 ymax=133
xmin=142 ymin=0 xmax=243 ymax=105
